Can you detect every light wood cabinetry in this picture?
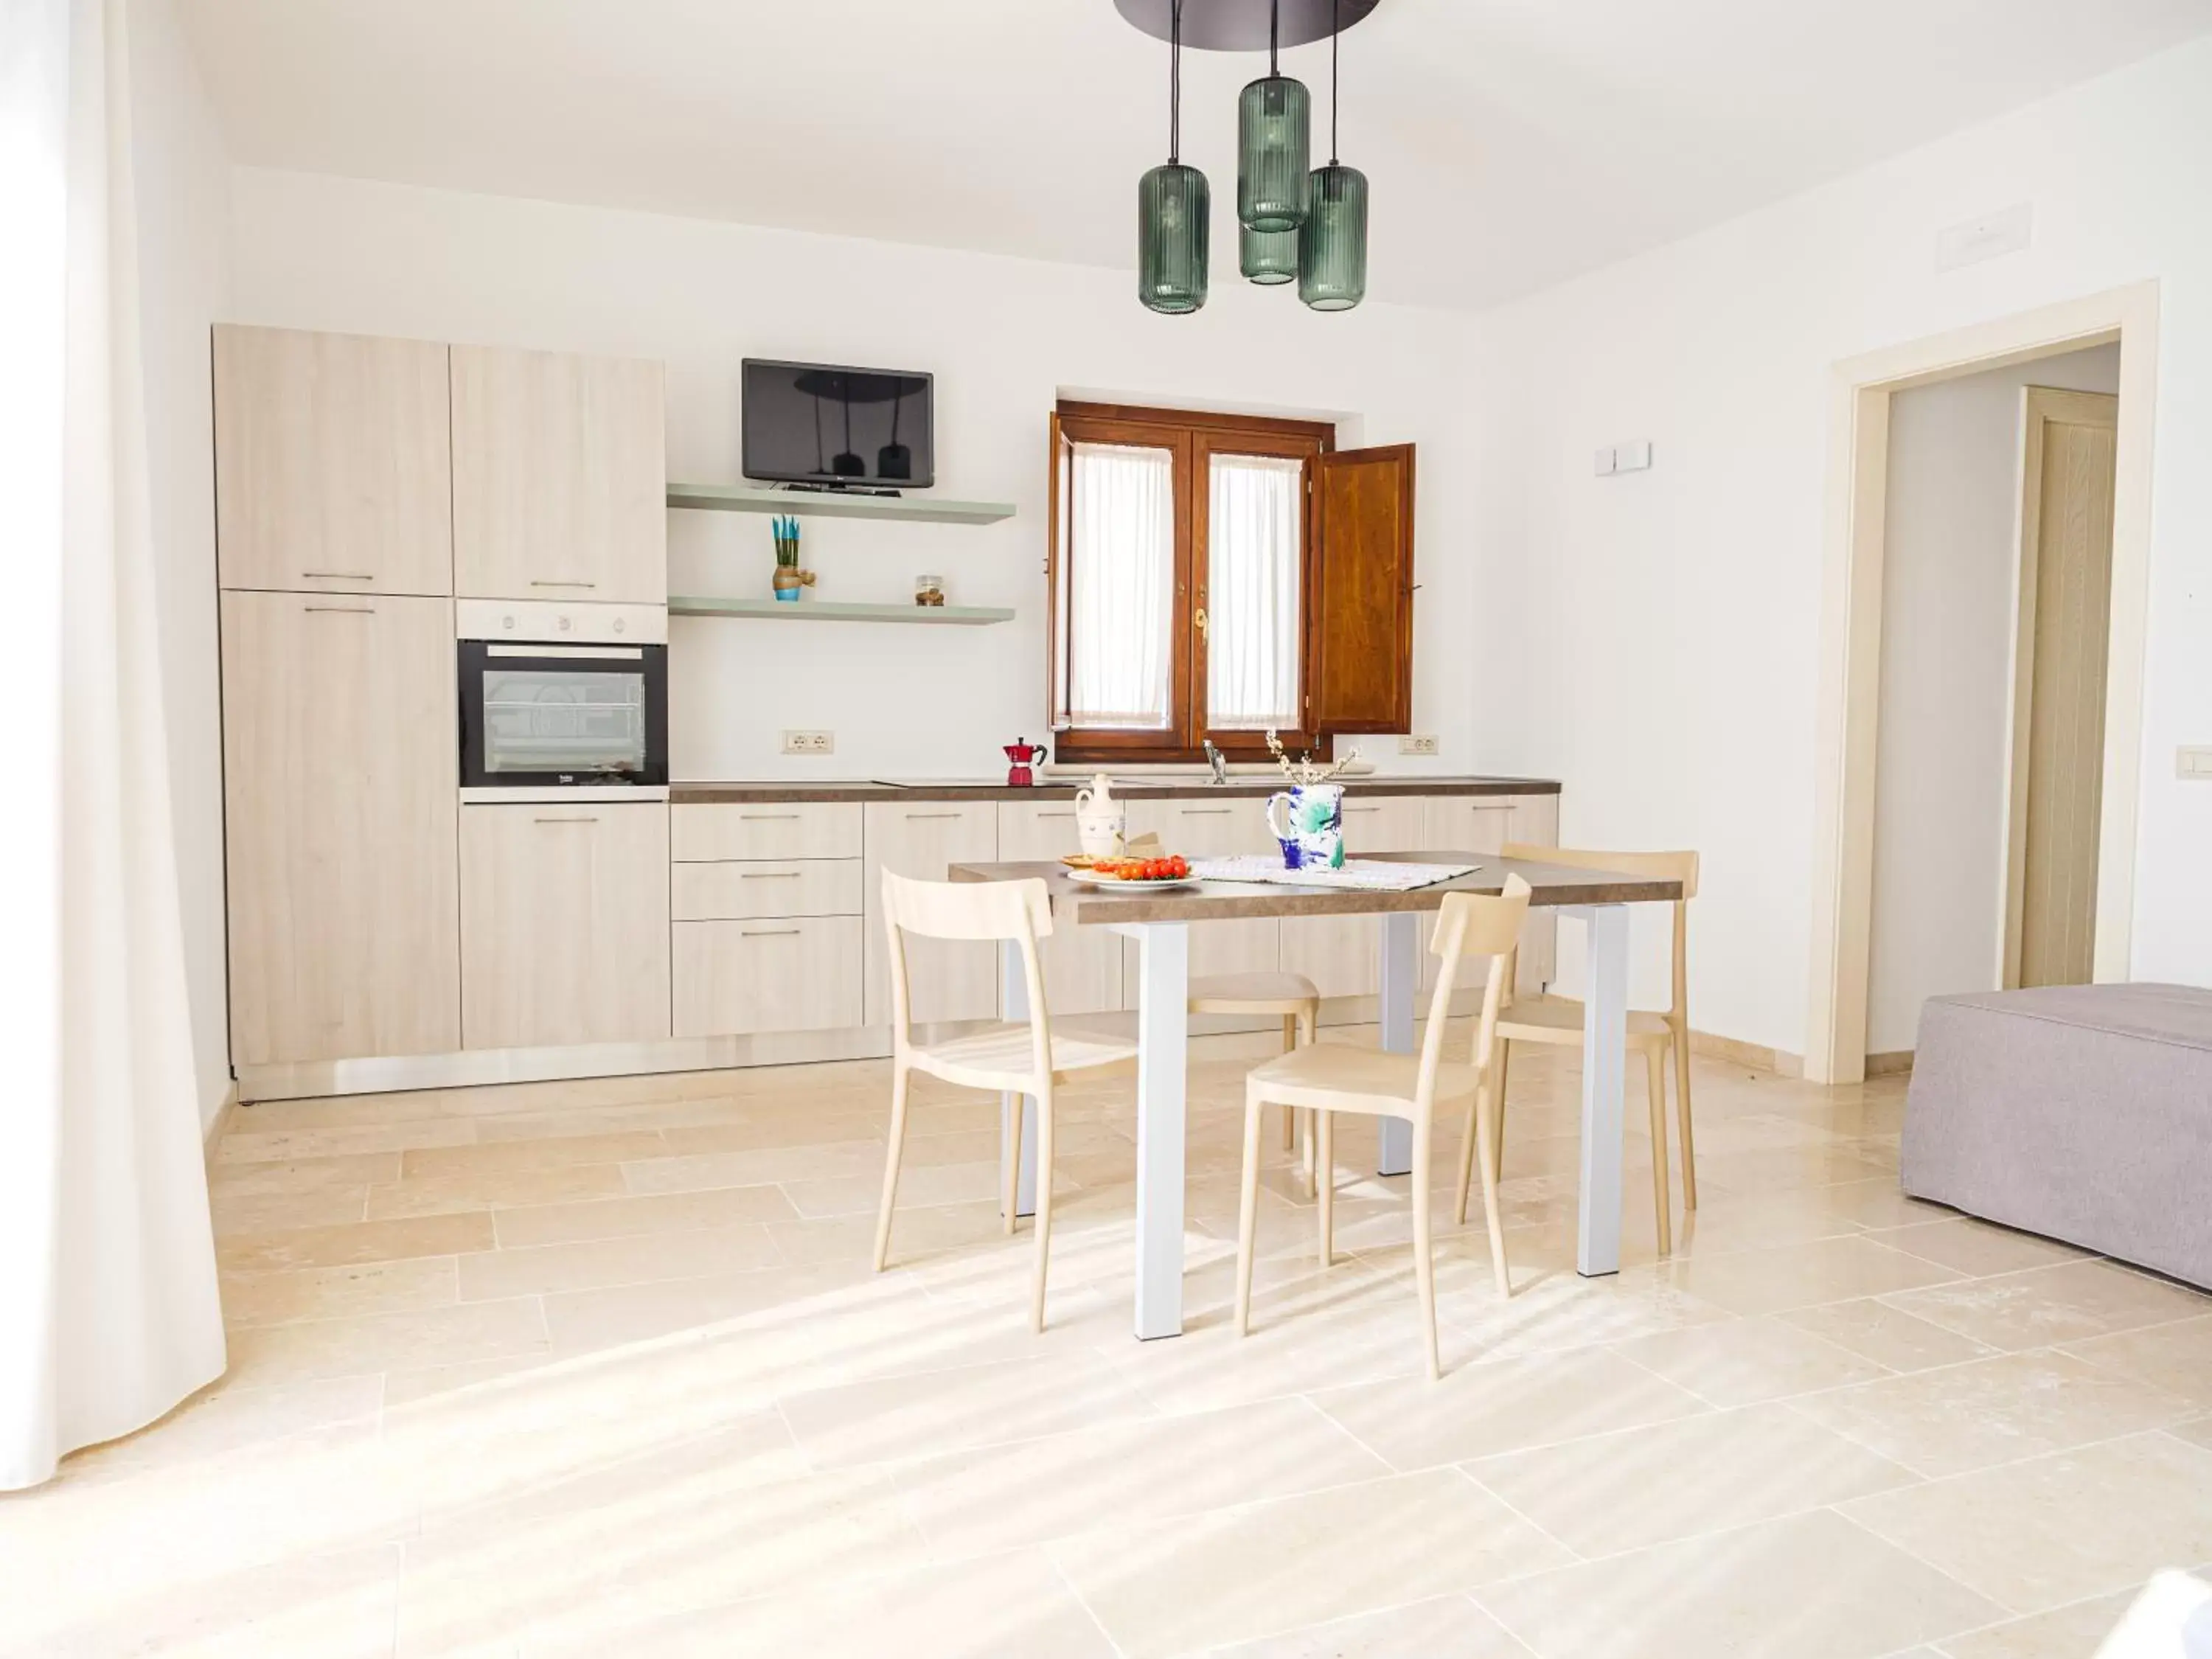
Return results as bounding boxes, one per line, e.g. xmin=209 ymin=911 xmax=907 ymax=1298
xmin=221 ymin=591 xmax=460 ymax=1065
xmin=1424 ymin=793 xmax=1558 ymax=993
xmin=863 ymin=801 xmax=999 ymax=1026
xmin=460 ymin=801 xmax=671 ymax=1050
xmin=1279 ymin=795 xmax=1428 ymax=998
xmin=673 ymin=919 xmax=863 ymax=1037
xmin=672 ymin=860 xmax=863 ymax=922
xmin=213 ymin=325 xmax=453 ymax=596
xmin=1122 ymin=797 xmax=1281 ymax=1001
xmin=672 ymin=802 xmax=861 ymax=862
xmin=996 ymin=800 xmax=1124 ymax=1016
xmin=451 ymin=345 xmax=667 ymax=604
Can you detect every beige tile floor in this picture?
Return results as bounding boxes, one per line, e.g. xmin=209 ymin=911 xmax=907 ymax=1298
xmin=4 ymin=1025 xmax=2210 ymax=1658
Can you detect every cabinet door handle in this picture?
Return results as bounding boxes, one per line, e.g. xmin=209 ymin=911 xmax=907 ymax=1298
xmin=904 ymin=811 xmax=962 ymax=821
xmin=1035 ymin=811 xmax=1075 ymax=819
xmin=1346 ymin=806 xmax=1382 ymax=814
xmin=739 ymin=871 xmax=801 ymax=880
xmin=302 ymin=571 xmax=374 ymax=582
xmin=1180 ymin=807 xmax=1232 ymax=816
xmin=535 ymin=815 xmax=599 ymax=824
xmin=530 ymin=580 xmax=599 ymax=588
xmin=739 ymin=813 xmax=799 ymax=821
xmin=742 ymin=928 xmax=801 ymax=939
xmin=304 ymin=604 xmax=375 ymax=615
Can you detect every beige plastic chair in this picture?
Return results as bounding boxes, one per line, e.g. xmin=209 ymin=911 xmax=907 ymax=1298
xmin=1189 ymin=970 xmax=1321 ymax=1177
xmin=1465 ymin=844 xmax=1700 ymax=1258
xmin=872 ymin=871 xmax=1137 ymax=1332
xmin=1235 ymin=878 xmax=1532 ymax=1381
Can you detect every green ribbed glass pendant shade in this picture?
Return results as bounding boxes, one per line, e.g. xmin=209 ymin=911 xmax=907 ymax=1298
xmin=1139 ymin=162 xmax=1211 ymax=314
xmin=1240 ymin=223 xmax=1298 ymax=285
xmin=1237 ymin=76 xmax=1310 ymax=233
xmin=1298 ymin=162 xmax=1367 ymax=310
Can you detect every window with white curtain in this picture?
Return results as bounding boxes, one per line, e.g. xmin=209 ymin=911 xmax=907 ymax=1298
xmin=1206 ymin=453 xmax=1302 ymax=730
xmin=1063 ymin=442 xmax=1175 ymax=728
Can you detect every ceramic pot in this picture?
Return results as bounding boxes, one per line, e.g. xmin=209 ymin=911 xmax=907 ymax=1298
xmin=1265 ymin=783 xmax=1345 ymax=870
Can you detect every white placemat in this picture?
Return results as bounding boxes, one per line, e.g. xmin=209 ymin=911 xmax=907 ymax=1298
xmin=1189 ymin=857 xmax=1480 ymax=892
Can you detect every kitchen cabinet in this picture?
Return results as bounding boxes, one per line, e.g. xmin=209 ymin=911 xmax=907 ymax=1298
xmin=451 ymin=345 xmax=667 ymax=605
xmin=863 ymin=801 xmax=999 ymax=1027
xmin=460 ymin=801 xmax=671 ymax=1050
xmin=672 ymin=801 xmax=861 ymax=862
xmin=1424 ymin=793 xmax=1558 ymax=995
xmin=996 ymin=800 xmax=1124 ymax=1017
xmin=674 ymin=918 xmax=863 ymax=1037
xmin=1279 ymin=794 xmax=1428 ymax=999
xmin=213 ymin=325 xmax=453 ymax=597
xmin=1121 ymin=797 xmax=1281 ymax=1000
xmin=221 ymin=591 xmax=459 ymax=1065
xmin=672 ymin=859 xmax=863 ymax=922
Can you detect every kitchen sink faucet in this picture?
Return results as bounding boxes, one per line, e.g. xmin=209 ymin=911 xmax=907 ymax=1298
xmin=1202 ymin=740 xmax=1231 ymax=785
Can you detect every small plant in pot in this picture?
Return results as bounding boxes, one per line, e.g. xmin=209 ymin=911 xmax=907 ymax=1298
xmin=771 ymin=515 xmax=816 ymax=602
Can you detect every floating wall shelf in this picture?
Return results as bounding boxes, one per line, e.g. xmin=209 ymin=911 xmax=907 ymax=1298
xmin=665 ymin=483 xmax=1017 ymax=526
xmin=669 ymin=596 xmax=1015 ymax=627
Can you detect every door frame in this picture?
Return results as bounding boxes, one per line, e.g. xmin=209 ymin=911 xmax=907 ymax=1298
xmin=1998 ymin=386 xmax=2121 ymax=991
xmin=1803 ymin=282 xmax=2160 ymax=1085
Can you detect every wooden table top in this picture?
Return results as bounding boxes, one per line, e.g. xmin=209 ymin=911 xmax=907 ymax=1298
xmin=947 ymin=852 xmax=1683 ymax=925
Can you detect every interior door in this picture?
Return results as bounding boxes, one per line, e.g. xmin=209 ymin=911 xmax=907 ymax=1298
xmin=2005 ymin=387 xmax=2118 ymax=990
xmin=1305 ymin=444 xmax=1415 ymax=734
xmin=221 ymin=591 xmax=460 ymax=1065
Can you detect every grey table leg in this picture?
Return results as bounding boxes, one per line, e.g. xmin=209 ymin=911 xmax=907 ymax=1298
xmin=1575 ymin=903 xmax=1630 ymax=1277
xmin=1376 ymin=910 xmax=1419 ymax=1176
xmin=1131 ymin=921 xmax=1189 ymax=1340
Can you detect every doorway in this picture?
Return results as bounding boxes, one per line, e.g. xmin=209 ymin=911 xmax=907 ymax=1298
xmin=1804 ymin=284 xmax=2159 ymax=1085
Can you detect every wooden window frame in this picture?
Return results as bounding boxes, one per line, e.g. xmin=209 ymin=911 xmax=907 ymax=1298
xmin=1048 ymin=400 xmax=1333 ymax=766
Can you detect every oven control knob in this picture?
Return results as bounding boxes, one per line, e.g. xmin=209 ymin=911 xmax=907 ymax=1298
xmin=502 ymin=614 xmax=515 ymax=630
xmin=612 ymin=617 xmax=626 ymax=633
xmin=558 ymin=615 xmax=572 ymax=632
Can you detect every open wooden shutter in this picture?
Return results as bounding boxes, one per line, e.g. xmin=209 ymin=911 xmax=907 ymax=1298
xmin=1305 ymin=442 xmax=1415 ymax=734
xmin=1045 ymin=410 xmax=1070 ymax=731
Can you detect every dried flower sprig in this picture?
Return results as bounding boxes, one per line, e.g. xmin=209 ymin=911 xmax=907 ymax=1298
xmin=1265 ymin=729 xmax=1360 ymax=786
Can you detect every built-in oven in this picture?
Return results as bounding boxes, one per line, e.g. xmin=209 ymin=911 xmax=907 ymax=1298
xmin=456 ymin=600 xmax=668 ymax=789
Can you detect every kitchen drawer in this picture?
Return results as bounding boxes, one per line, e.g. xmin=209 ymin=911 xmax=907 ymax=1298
xmin=1279 ymin=794 xmax=1429 ymax=999
xmin=996 ymin=799 xmax=1121 ymax=1015
xmin=672 ymin=858 xmax=862 ymax=921
xmin=672 ymin=801 xmax=861 ymax=862
xmin=863 ymin=800 xmax=999 ymax=1026
xmin=673 ymin=917 xmax=863 ymax=1037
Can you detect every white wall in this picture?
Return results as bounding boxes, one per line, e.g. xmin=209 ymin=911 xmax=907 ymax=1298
xmin=1478 ymin=34 xmax=2212 ymax=1056
xmin=128 ymin=0 xmax=232 ymax=1128
xmin=223 ymin=170 xmax=1520 ymax=787
xmin=1865 ymin=344 xmax=2119 ymax=1055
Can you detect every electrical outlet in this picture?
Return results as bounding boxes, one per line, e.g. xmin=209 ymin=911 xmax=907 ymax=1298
xmin=1397 ymin=734 xmax=1439 ymax=757
xmin=782 ymin=729 xmax=834 ymax=756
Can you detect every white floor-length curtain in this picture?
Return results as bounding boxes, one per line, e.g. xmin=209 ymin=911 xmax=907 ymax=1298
xmin=0 ymin=0 xmax=225 ymax=1493
xmin=1206 ymin=453 xmax=1302 ymax=729
xmin=1067 ymin=441 xmax=1175 ymax=727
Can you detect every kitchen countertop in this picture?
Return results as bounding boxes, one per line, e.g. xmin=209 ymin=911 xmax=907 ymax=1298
xmin=669 ymin=774 xmax=1561 ymax=804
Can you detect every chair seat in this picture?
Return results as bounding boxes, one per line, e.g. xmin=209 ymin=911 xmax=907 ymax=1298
xmin=909 ymin=1023 xmax=1138 ymax=1091
xmin=1497 ymin=995 xmax=1673 ymax=1047
xmin=1245 ymin=1043 xmax=1478 ymax=1118
xmin=1188 ymin=971 xmax=1322 ymax=1015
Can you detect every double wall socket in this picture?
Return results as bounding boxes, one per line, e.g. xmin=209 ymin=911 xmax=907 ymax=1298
xmin=1397 ymin=734 xmax=1439 ymax=757
xmin=782 ymin=730 xmax=834 ymax=756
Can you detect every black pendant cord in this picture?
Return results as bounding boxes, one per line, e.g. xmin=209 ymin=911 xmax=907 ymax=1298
xmin=1168 ymin=0 xmax=1183 ymax=162
xmin=1270 ymin=0 xmax=1279 ymax=77
xmin=1329 ymin=0 xmax=1340 ymax=163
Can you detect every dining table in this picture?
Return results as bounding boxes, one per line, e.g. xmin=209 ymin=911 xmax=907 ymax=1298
xmin=948 ymin=851 xmax=1686 ymax=1341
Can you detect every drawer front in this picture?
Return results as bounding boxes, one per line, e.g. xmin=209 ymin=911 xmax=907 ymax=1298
xmin=672 ymin=859 xmax=862 ymax=921
xmin=673 ymin=801 xmax=862 ymax=861
xmin=1338 ymin=794 xmax=1429 ymax=855
xmin=863 ymin=800 xmax=1000 ymax=1026
xmin=995 ymin=801 xmax=1121 ymax=1015
xmin=672 ymin=917 xmax=863 ymax=1037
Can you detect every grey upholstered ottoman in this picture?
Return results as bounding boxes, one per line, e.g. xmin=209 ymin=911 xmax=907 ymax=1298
xmin=1901 ymin=983 xmax=2212 ymax=1290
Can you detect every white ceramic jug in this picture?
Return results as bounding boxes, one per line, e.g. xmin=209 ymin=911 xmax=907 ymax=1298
xmin=1073 ymin=773 xmax=1126 ymax=858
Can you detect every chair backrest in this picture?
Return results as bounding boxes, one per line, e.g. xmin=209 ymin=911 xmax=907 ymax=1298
xmin=879 ymin=871 xmax=1054 ymax=1071
xmin=1420 ymin=876 xmax=1533 ymax=1098
xmin=1501 ymin=843 xmax=1698 ymax=1018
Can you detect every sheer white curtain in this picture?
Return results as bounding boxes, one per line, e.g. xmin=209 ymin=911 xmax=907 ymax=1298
xmin=1066 ymin=441 xmax=1174 ymax=727
xmin=0 ymin=0 xmax=225 ymax=1492
xmin=1206 ymin=453 xmax=1302 ymax=729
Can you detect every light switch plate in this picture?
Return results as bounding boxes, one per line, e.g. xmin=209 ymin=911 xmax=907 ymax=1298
xmin=782 ymin=730 xmax=834 ymax=756
xmin=1593 ymin=446 xmax=1617 ymax=476
xmin=1398 ymin=734 xmax=1439 ymax=757
xmin=1615 ymin=440 xmax=1653 ymax=473
xmin=2178 ymin=746 xmax=2212 ymax=779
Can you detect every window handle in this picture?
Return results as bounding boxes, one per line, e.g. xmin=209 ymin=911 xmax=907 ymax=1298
xmin=1194 ymin=608 xmax=1208 ymax=635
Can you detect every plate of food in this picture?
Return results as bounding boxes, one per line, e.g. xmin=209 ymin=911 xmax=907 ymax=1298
xmin=1063 ymin=854 xmax=1198 ymax=889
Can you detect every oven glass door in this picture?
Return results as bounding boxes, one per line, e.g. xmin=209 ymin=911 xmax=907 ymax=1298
xmin=459 ymin=641 xmax=668 ymax=787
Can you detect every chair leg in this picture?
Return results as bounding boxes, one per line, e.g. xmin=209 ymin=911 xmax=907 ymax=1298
xmin=1316 ymin=1109 xmax=1335 ymax=1267
xmin=1001 ymin=1091 xmax=1023 ymax=1238
xmin=1672 ymin=1026 xmax=1698 ymax=1210
xmin=873 ymin=1064 xmax=911 ymax=1272
xmin=1411 ymin=1118 xmax=1440 ymax=1381
xmin=1646 ymin=1046 xmax=1672 ymax=1257
xmin=1454 ymin=1069 xmax=1481 ymax=1228
xmin=1298 ymin=1007 xmax=1318 ymax=1189
xmin=1492 ymin=1037 xmax=1512 ymax=1175
xmin=1030 ymin=1091 xmax=1057 ymax=1334
xmin=1472 ymin=1065 xmax=1512 ymax=1298
xmin=1235 ymin=1093 xmax=1267 ymax=1338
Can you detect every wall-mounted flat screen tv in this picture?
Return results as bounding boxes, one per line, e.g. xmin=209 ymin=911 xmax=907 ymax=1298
xmin=741 ymin=358 xmax=935 ymax=488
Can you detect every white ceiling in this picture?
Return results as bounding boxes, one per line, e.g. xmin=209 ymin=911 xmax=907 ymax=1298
xmin=177 ymin=0 xmax=2212 ymax=311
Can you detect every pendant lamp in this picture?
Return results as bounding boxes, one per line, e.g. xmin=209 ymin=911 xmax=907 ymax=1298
xmin=1138 ymin=0 xmax=1208 ymax=314
xmin=1240 ymin=223 xmax=1298 ymax=284
xmin=1237 ymin=2 xmax=1310 ymax=236
xmin=1298 ymin=0 xmax=1368 ymax=311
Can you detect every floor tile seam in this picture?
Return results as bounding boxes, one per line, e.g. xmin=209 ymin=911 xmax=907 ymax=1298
xmin=1046 ymin=1552 xmax=1132 ymax=1659
xmin=1868 ymin=1284 xmax=2211 ymax=1351
xmin=1447 ymin=1462 xmax=1589 ymax=1565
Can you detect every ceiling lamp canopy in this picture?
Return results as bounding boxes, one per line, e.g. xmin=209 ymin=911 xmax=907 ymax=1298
xmin=1113 ymin=0 xmax=1380 ymax=52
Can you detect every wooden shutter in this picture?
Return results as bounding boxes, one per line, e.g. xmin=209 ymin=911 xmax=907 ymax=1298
xmin=1045 ymin=410 xmax=1069 ymax=730
xmin=1305 ymin=443 xmax=1415 ymax=734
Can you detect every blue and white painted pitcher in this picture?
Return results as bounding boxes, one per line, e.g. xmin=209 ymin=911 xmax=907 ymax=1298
xmin=1266 ymin=784 xmax=1346 ymax=871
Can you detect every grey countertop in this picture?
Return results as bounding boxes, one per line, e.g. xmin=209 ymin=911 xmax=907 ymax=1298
xmin=668 ymin=774 xmax=1562 ymax=805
